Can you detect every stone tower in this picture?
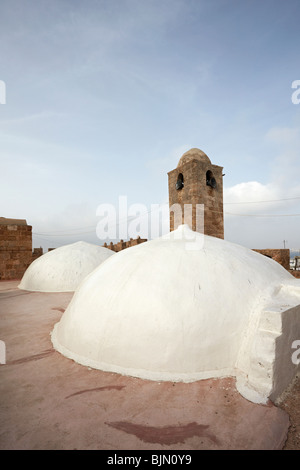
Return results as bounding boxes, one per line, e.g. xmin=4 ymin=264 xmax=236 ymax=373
xmin=168 ymin=148 xmax=224 ymax=239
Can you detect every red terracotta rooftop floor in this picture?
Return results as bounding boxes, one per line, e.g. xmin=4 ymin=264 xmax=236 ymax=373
xmin=0 ymin=280 xmax=290 ymax=450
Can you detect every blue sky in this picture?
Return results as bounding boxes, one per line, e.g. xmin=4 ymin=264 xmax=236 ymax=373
xmin=1 ymin=0 xmax=300 ymax=250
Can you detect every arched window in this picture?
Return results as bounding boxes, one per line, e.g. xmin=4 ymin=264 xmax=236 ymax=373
xmin=206 ymin=170 xmax=216 ymax=188
xmin=176 ymin=173 xmax=184 ymax=190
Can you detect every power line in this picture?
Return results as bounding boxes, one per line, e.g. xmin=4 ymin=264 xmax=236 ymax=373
xmin=33 ymin=231 xmax=96 ymax=237
xmin=32 ymin=197 xmax=300 ymax=238
xmin=32 ymin=234 xmax=60 ymax=243
xmin=224 ymin=196 xmax=300 ymax=205
xmin=33 ymin=206 xmax=163 ymax=237
xmin=34 ymin=225 xmax=96 ymax=234
xmin=225 ymin=212 xmax=300 ymax=217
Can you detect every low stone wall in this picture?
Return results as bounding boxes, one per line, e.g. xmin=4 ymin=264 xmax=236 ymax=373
xmin=0 ymin=218 xmax=32 ymax=280
xmin=252 ymin=249 xmax=290 ymax=271
xmin=32 ymin=247 xmax=43 ymax=262
xmin=1 ymin=217 xmax=295 ymax=281
xmin=103 ymin=237 xmax=148 ymax=252
xmin=32 ymin=247 xmax=55 ymax=262
xmin=290 ymin=270 xmax=300 ymax=279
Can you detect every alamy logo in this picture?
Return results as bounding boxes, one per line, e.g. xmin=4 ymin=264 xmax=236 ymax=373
xmin=0 ymin=80 xmax=6 ymax=104
xmin=291 ymin=80 xmax=300 ymax=104
xmin=96 ymin=196 xmax=205 ymax=251
xmin=0 ymin=340 xmax=6 ymax=364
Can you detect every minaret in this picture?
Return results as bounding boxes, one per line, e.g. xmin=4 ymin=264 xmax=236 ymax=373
xmin=168 ymin=148 xmax=224 ymax=238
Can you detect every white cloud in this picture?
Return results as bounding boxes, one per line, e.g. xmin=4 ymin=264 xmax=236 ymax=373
xmin=224 ymin=181 xmax=299 ymax=215
xmin=223 ymin=125 xmax=300 ymax=248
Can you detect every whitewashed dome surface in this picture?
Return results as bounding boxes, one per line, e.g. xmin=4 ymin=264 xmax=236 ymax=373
xmin=51 ymin=226 xmax=300 ymax=403
xmin=19 ymin=241 xmax=114 ymax=292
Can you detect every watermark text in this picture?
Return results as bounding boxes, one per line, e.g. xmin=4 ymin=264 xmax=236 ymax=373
xmin=0 ymin=340 xmax=6 ymax=364
xmin=0 ymin=80 xmax=6 ymax=104
xmin=96 ymin=197 xmax=205 ymax=251
xmin=291 ymin=339 xmax=300 ymax=365
xmin=291 ymin=80 xmax=300 ymax=104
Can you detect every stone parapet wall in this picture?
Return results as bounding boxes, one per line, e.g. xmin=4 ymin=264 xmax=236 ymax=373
xmin=32 ymin=247 xmax=43 ymax=262
xmin=252 ymin=249 xmax=290 ymax=271
xmin=290 ymin=270 xmax=300 ymax=279
xmin=0 ymin=220 xmax=32 ymax=280
xmin=103 ymin=237 xmax=147 ymax=252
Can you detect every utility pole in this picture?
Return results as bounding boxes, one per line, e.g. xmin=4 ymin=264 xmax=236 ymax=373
xmin=283 ymin=240 xmax=288 ymax=249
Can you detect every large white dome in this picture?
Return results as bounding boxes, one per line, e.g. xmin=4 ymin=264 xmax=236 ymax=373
xmin=51 ymin=226 xmax=300 ymax=403
xmin=19 ymin=241 xmax=114 ymax=292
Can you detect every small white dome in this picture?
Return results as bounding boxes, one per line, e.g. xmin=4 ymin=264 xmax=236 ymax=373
xmin=19 ymin=241 xmax=114 ymax=292
xmin=51 ymin=226 xmax=300 ymax=403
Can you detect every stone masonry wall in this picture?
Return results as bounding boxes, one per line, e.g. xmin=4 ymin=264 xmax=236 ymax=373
xmin=32 ymin=247 xmax=43 ymax=262
xmin=252 ymin=248 xmax=290 ymax=271
xmin=103 ymin=236 xmax=147 ymax=252
xmin=168 ymin=159 xmax=224 ymax=239
xmin=0 ymin=219 xmax=32 ymax=280
xmin=290 ymin=270 xmax=300 ymax=278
